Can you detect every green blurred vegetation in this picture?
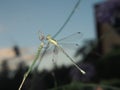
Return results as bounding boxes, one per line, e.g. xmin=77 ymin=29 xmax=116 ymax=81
xmin=49 ymin=81 xmax=120 ymax=90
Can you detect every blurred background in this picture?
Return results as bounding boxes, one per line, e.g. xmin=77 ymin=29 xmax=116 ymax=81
xmin=0 ymin=0 xmax=120 ymax=90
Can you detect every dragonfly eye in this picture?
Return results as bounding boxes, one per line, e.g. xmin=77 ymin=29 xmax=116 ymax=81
xmin=39 ymin=35 xmax=45 ymax=41
xmin=38 ymin=31 xmax=45 ymax=41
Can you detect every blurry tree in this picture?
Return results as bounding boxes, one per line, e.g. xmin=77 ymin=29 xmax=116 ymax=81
xmin=0 ymin=60 xmax=11 ymax=90
xmin=97 ymin=47 xmax=120 ymax=79
xmin=75 ymin=39 xmax=120 ymax=87
xmin=14 ymin=61 xmax=28 ymax=90
xmin=96 ymin=47 xmax=120 ymax=87
xmin=0 ymin=60 xmax=9 ymax=77
xmin=96 ymin=0 xmax=120 ymax=35
xmin=13 ymin=45 xmax=21 ymax=57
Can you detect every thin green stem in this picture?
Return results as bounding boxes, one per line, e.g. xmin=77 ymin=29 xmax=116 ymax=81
xmin=18 ymin=42 xmax=44 ymax=90
xmin=53 ymin=0 xmax=81 ymax=38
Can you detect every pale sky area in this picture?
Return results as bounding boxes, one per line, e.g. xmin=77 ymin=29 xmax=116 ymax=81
xmin=0 ymin=0 xmax=105 ymax=48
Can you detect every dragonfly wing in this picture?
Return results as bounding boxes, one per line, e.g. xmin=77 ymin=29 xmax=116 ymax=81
xmin=57 ymin=32 xmax=83 ymax=57
xmin=53 ymin=46 xmax=59 ymax=55
xmin=41 ymin=44 xmax=54 ymax=56
xmin=58 ymin=32 xmax=83 ymax=43
xmin=52 ymin=46 xmax=59 ymax=65
xmin=38 ymin=48 xmax=55 ymax=71
xmin=59 ymin=42 xmax=80 ymax=49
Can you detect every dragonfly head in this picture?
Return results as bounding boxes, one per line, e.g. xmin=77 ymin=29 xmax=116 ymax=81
xmin=38 ymin=31 xmax=45 ymax=41
xmin=46 ymin=35 xmax=52 ymax=40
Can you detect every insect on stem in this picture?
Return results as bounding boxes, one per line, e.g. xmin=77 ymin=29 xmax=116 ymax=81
xmin=18 ymin=32 xmax=85 ymax=90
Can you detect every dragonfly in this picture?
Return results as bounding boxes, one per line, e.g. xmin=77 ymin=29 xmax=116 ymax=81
xmin=18 ymin=32 xmax=85 ymax=90
xmin=46 ymin=33 xmax=85 ymax=74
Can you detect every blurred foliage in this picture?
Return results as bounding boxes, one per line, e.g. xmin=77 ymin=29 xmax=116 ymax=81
xmin=0 ymin=41 xmax=120 ymax=90
xmin=49 ymin=82 xmax=120 ymax=90
xmin=74 ymin=39 xmax=120 ymax=89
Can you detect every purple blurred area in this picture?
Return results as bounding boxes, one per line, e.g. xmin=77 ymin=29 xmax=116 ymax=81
xmin=96 ymin=0 xmax=120 ymax=23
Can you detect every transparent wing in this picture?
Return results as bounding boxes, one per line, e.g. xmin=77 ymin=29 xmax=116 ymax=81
xmin=58 ymin=32 xmax=83 ymax=43
xmin=37 ymin=32 xmax=83 ymax=71
xmin=38 ymin=45 xmax=56 ymax=71
xmin=58 ymin=42 xmax=80 ymax=49
xmin=52 ymin=46 xmax=59 ymax=66
xmin=43 ymin=32 xmax=82 ymax=52
xmin=42 ymin=44 xmax=55 ymax=56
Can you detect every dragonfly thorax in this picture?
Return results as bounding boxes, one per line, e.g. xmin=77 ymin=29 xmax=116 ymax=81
xmin=46 ymin=35 xmax=52 ymax=40
xmin=46 ymin=35 xmax=58 ymax=46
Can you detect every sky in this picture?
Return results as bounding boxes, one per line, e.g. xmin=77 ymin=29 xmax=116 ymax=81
xmin=0 ymin=0 xmax=105 ymax=48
